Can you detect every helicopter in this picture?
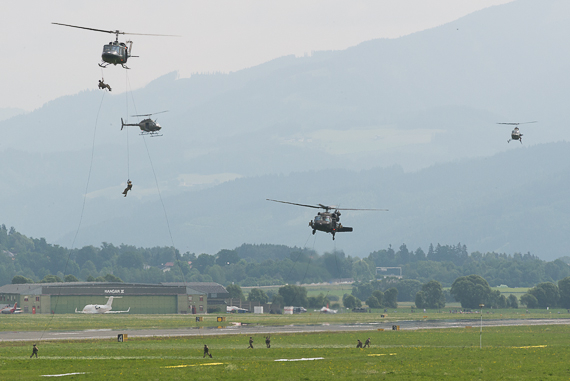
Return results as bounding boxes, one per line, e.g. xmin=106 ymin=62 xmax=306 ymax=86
xmin=121 ymin=111 xmax=167 ymax=137
xmin=52 ymin=23 xmax=177 ymax=69
xmin=267 ymin=199 xmax=388 ymax=240
xmin=497 ymin=121 xmax=537 ymax=143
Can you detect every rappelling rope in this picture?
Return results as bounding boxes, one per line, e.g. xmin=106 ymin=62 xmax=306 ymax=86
xmin=39 ymin=90 xmax=106 ymax=341
xmin=125 ymin=71 xmax=130 ymax=180
xmin=125 ymin=72 xmax=187 ymax=286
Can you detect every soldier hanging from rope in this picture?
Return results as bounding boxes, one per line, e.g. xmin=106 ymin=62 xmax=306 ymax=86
xmin=98 ymin=78 xmax=112 ymax=91
xmin=122 ymin=180 xmax=132 ymax=197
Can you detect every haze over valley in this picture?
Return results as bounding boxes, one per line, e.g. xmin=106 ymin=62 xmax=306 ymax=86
xmin=1 ymin=0 xmax=569 ymax=260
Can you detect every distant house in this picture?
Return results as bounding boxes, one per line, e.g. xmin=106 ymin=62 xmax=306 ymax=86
xmin=161 ymin=262 xmax=175 ymax=272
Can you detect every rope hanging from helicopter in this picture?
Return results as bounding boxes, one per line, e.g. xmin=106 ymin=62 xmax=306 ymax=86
xmin=124 ymin=70 xmax=187 ymax=284
xmin=125 ymin=71 xmax=130 ymax=181
xmin=39 ymin=90 xmax=107 ymax=341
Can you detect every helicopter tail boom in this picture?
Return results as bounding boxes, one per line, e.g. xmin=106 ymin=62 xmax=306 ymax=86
xmin=120 ymin=118 xmax=140 ymax=129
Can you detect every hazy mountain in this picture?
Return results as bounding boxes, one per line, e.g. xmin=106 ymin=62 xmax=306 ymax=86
xmin=1 ymin=0 xmax=569 ymax=260
xmin=52 ymin=141 xmax=570 ymax=261
xmin=0 ymin=108 xmax=26 ymax=122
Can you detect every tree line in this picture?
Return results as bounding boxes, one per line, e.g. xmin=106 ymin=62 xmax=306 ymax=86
xmin=2 ymin=225 xmax=570 ymax=292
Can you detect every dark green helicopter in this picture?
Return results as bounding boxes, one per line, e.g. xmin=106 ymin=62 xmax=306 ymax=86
xmin=121 ymin=111 xmax=167 ymax=137
xmin=497 ymin=121 xmax=537 ymax=144
xmin=267 ymin=199 xmax=388 ymax=240
xmin=52 ymin=23 xmax=177 ymax=69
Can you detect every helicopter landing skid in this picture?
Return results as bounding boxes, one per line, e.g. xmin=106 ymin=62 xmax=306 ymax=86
xmin=140 ymin=132 xmax=163 ymax=137
xmin=98 ymin=62 xmax=110 ymax=68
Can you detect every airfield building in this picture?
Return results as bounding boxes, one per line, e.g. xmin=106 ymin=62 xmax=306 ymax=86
xmin=0 ymin=282 xmax=226 ymax=314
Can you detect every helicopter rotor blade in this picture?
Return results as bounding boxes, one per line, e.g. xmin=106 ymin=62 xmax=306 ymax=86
xmin=497 ymin=121 xmax=537 ymax=126
xmin=335 ymin=207 xmax=389 ymax=211
xmin=131 ymin=110 xmax=169 ymax=117
xmin=266 ymin=199 xmax=321 ymax=209
xmin=52 ymin=23 xmax=179 ymax=37
xmin=52 ymin=23 xmax=124 ymax=35
xmin=122 ymin=32 xmax=180 ymax=37
xmin=267 ymin=199 xmax=387 ymax=211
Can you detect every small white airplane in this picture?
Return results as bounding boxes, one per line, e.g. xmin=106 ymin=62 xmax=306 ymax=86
xmin=75 ymin=296 xmax=130 ymax=314
xmin=319 ymin=306 xmax=337 ymax=314
xmin=227 ymin=306 xmax=248 ymax=313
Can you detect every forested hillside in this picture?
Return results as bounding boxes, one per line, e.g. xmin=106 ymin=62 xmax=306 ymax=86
xmin=1 ymin=225 xmax=568 ymax=289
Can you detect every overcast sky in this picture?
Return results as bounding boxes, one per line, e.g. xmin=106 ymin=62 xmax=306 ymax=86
xmin=3 ymin=0 xmax=513 ymax=111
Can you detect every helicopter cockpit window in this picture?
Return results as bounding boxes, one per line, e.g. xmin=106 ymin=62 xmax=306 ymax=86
xmin=314 ymin=216 xmax=322 ymax=221
xmin=323 ymin=216 xmax=331 ymax=222
xmin=103 ymin=45 xmax=122 ymax=55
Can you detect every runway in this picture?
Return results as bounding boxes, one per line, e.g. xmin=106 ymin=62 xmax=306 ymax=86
xmin=2 ymin=318 xmax=570 ymax=342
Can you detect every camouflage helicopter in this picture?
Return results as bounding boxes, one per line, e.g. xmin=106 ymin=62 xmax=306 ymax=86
xmin=498 ymin=121 xmax=537 ymax=143
xmin=267 ymin=199 xmax=387 ymax=240
xmin=121 ymin=111 xmax=167 ymax=137
xmin=52 ymin=23 xmax=177 ymax=69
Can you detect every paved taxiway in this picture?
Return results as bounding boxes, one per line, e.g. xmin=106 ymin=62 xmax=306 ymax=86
xmin=2 ymin=318 xmax=570 ymax=342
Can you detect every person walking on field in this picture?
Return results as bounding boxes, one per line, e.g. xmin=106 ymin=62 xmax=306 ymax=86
xmin=356 ymin=339 xmax=363 ymax=348
xmin=265 ymin=336 xmax=271 ymax=348
xmin=30 ymin=344 xmax=38 ymax=358
xmin=248 ymin=337 xmax=254 ymax=349
xmin=364 ymin=337 xmax=371 ymax=348
xmin=203 ymin=344 xmax=212 ymax=358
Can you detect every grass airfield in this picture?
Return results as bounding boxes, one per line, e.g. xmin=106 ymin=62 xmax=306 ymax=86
xmin=2 ymin=325 xmax=569 ymax=380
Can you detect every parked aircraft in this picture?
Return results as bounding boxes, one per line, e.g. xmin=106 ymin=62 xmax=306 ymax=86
xmin=227 ymin=306 xmax=248 ymax=313
xmin=319 ymin=306 xmax=337 ymax=314
xmin=75 ymin=296 xmax=130 ymax=314
xmin=1 ymin=303 xmax=22 ymax=314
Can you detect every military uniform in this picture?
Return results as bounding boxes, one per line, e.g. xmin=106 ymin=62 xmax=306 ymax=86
xmin=98 ymin=80 xmax=112 ymax=91
xmin=248 ymin=337 xmax=254 ymax=349
xmin=203 ymin=344 xmax=212 ymax=358
xmin=123 ymin=180 xmax=132 ymax=197
xmin=356 ymin=339 xmax=363 ymax=348
xmin=265 ymin=336 xmax=271 ymax=348
xmin=364 ymin=338 xmax=371 ymax=348
xmin=30 ymin=344 xmax=38 ymax=358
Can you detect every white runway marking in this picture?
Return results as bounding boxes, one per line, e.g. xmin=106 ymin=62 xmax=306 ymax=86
xmin=275 ymin=357 xmax=324 ymax=362
xmin=163 ymin=363 xmax=224 ymax=368
xmin=41 ymin=372 xmax=87 ymax=377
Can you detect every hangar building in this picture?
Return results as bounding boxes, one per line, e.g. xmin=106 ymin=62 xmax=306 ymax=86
xmin=0 ymin=282 xmax=227 ymax=314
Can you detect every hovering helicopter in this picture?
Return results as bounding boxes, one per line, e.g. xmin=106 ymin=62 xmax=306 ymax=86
xmin=267 ymin=199 xmax=388 ymax=240
xmin=121 ymin=111 xmax=167 ymax=137
xmin=497 ymin=121 xmax=537 ymax=143
xmin=52 ymin=23 xmax=177 ymax=69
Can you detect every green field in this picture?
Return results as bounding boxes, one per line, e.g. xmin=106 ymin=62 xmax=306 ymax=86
xmin=2 ymin=308 xmax=570 ymax=332
xmin=2 ymin=325 xmax=570 ymax=380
